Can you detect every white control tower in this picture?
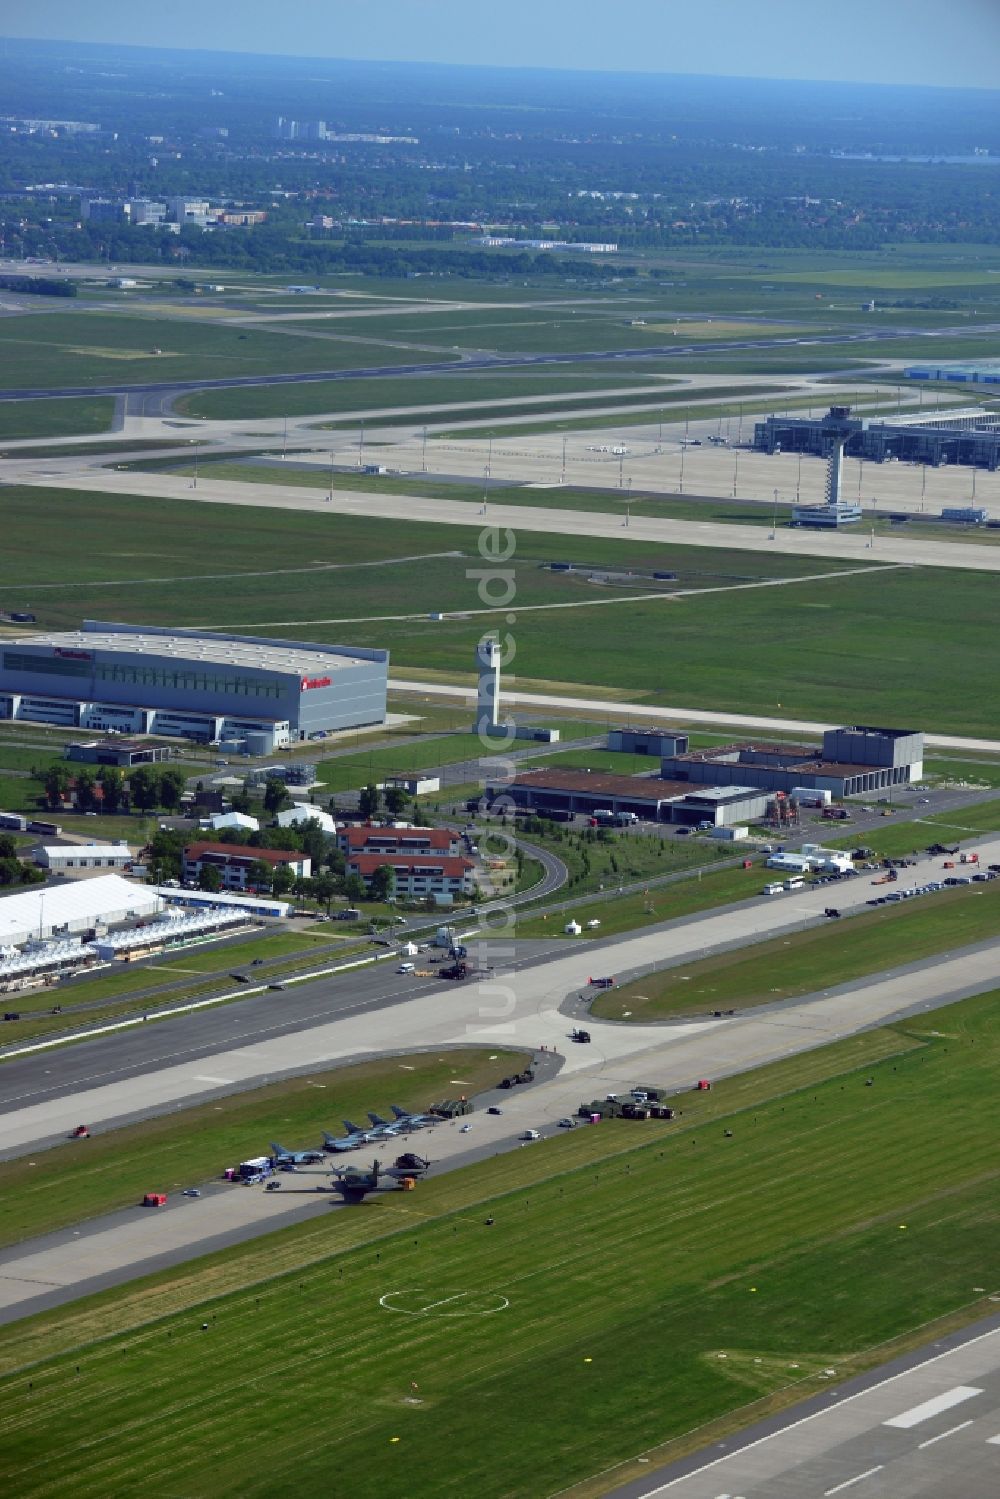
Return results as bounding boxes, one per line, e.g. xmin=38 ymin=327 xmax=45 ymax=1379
xmin=475 ymin=636 xmax=502 ymax=734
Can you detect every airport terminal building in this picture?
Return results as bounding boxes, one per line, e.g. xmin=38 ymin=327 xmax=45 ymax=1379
xmin=753 ymin=405 xmax=1000 ymax=470
xmin=0 ymin=622 xmax=388 ymax=750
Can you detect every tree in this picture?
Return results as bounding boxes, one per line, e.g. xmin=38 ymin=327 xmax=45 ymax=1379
xmin=311 ymin=871 xmax=337 ymax=912
xmin=358 ymin=784 xmax=381 ymax=821
xmin=368 ymin=863 xmax=396 ymax=903
xmin=74 ymin=768 xmax=96 ymax=811
xmin=248 ymin=858 xmax=274 ymax=893
xmin=198 ymin=863 xmax=223 ymax=893
xmin=130 ymin=766 xmax=159 ymax=813
xmin=343 ymin=874 xmax=366 ymax=904
xmin=0 ymin=834 xmax=16 ymax=860
xmin=158 ymin=767 xmax=187 ymax=813
xmin=383 ymin=785 xmax=408 ymax=818
xmin=271 ymin=864 xmax=295 ymax=897
xmin=98 ymin=766 xmax=126 ymax=815
xmin=44 ymin=764 xmax=70 ymax=809
xmin=263 ymin=777 xmax=291 ymax=815
xmin=0 ymin=856 xmax=22 ymax=886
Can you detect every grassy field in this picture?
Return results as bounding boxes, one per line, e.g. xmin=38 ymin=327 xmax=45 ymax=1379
xmin=597 ymin=879 xmax=1000 ymax=1021
xmin=0 ymin=1049 xmax=528 ymax=1251
xmin=0 ymin=396 xmax=115 ymax=443
xmin=827 ymin=797 xmax=1000 ymax=860
xmin=4 ymin=486 xmax=1000 ymax=736
xmin=0 ymin=312 xmax=458 ymax=391
xmin=2 ymin=991 xmax=999 ymax=1497
xmin=515 ymin=860 xmax=765 ymax=937
xmin=175 ymin=363 xmax=680 ymax=421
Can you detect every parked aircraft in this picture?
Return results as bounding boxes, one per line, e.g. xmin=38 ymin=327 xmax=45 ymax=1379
xmin=270 ymin=1141 xmax=325 ymax=1165
xmin=322 ymin=1125 xmax=371 ymax=1153
xmin=390 ymin=1105 xmax=439 ymax=1130
xmin=365 ymin=1112 xmax=401 ymax=1138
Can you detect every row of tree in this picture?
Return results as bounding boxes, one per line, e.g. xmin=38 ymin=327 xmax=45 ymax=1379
xmin=42 ymin=762 xmax=187 ymax=814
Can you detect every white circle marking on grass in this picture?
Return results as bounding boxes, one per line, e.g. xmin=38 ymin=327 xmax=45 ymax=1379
xmin=380 ymin=1289 xmax=509 ymax=1317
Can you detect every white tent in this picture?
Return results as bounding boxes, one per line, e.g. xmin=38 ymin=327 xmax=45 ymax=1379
xmin=208 ymin=811 xmax=260 ymax=833
xmin=275 ymin=804 xmax=337 ymax=834
xmin=0 ymin=875 xmax=160 ymax=947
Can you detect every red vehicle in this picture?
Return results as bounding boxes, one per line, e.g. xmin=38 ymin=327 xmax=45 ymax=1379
xmin=142 ymin=1193 xmax=167 ymax=1207
xmin=71 ymin=1124 xmax=90 ymax=1139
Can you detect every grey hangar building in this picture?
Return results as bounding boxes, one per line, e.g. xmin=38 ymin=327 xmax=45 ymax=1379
xmin=0 ymin=622 xmax=389 ymax=750
xmin=489 ymin=726 xmax=924 ymax=825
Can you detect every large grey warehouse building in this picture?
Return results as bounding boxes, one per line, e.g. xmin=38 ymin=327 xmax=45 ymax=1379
xmin=0 ymin=622 xmax=388 ymax=749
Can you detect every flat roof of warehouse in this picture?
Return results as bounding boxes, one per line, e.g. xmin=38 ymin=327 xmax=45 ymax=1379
xmin=499 ymin=768 xmax=695 ymax=800
xmin=15 ymin=629 xmax=373 ymax=677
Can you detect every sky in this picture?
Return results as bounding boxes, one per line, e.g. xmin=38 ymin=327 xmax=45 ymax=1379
xmin=3 ymin=0 xmax=1000 ymax=91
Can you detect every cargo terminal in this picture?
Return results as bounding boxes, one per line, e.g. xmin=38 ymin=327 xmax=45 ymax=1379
xmin=0 ymin=622 xmax=389 ymax=750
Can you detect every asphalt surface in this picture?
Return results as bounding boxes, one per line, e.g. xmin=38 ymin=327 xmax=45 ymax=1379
xmin=5 ymin=825 xmax=1000 ymax=1149
xmin=606 ymin=1316 xmax=1000 ymax=1499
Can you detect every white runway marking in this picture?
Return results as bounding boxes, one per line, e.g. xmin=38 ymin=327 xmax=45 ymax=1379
xmin=192 ymin=1075 xmax=234 ymax=1085
xmin=823 ymin=1466 xmax=884 ymax=1496
xmin=917 ymin=1418 xmax=974 ymax=1449
xmin=884 ymin=1383 xmax=983 ymax=1428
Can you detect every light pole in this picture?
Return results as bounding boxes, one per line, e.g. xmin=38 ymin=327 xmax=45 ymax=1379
xmin=771 ymin=487 xmax=778 ymax=539
xmin=679 ymin=444 xmax=685 ymax=494
xmin=796 ymin=451 xmax=802 ymax=502
xmin=619 ymin=452 xmax=625 ymax=490
xmin=732 ymin=448 xmax=740 ymax=498
xmin=656 ymin=410 xmax=663 ymax=453
xmin=561 ymin=434 xmax=567 ymax=485
xmin=625 ymin=476 xmax=633 ymax=526
xmin=920 ymin=463 xmax=927 ymax=511
xmin=421 ymin=425 xmax=427 ymax=473
xmin=281 ymin=415 xmax=287 ymax=459
xmin=358 ymin=422 xmax=366 ymax=471
xmin=191 ymin=447 xmax=199 ymax=490
xmin=328 ymin=449 xmax=335 ymax=503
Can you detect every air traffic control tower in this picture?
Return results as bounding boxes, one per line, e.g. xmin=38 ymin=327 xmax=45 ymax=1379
xmin=472 ymin=635 xmax=560 ymax=745
xmin=822 ymin=405 xmax=857 ymax=507
xmin=475 ymin=635 xmax=502 ymax=736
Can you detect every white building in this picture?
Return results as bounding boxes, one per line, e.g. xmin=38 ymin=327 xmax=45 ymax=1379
xmin=0 ymin=875 xmax=159 ymax=946
xmin=38 ymin=842 xmax=132 ymax=873
xmin=275 ymin=804 xmax=337 ymax=834
xmin=207 ymin=811 xmax=260 ymax=834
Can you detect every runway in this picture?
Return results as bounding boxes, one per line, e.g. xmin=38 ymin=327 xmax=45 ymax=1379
xmin=609 ymin=1318 xmax=1000 ymax=1499
xmin=15 ymin=466 xmax=1000 ymax=574
xmin=388 ymin=680 xmax=1000 ymax=756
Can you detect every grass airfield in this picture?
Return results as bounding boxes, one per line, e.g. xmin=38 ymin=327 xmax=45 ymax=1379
xmin=2 ymin=990 xmax=999 ymax=1498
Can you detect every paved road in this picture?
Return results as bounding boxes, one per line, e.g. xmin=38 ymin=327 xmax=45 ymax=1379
xmin=608 ymin=1319 xmax=1000 ymax=1499
xmin=389 ymin=681 xmax=1000 ymax=756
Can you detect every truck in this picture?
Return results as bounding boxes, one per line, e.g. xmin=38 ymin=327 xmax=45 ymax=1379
xmin=613 ymin=810 xmax=639 ymax=826
xmin=590 ymin=809 xmax=615 ymax=826
xmin=822 ymin=806 xmax=850 ymax=821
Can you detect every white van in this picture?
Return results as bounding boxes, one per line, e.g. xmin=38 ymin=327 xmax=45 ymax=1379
xmin=397 ymin=962 xmax=416 ymax=975
xmin=763 ymin=881 xmax=784 ymax=896
xmin=783 ymin=877 xmax=806 ymax=891
xmin=520 ymin=1129 xmax=540 ymax=1141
